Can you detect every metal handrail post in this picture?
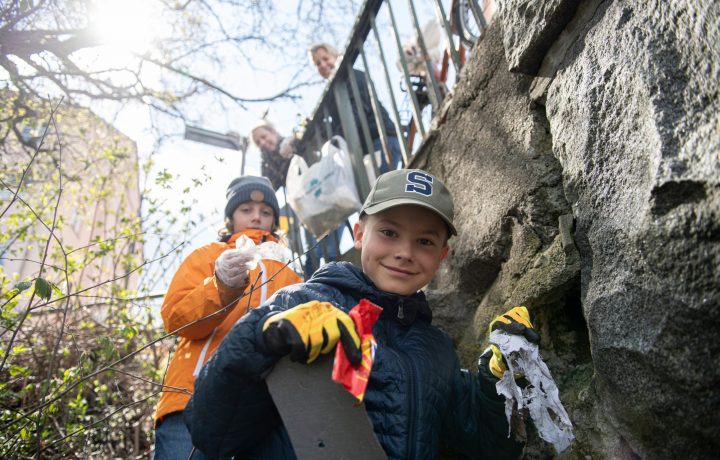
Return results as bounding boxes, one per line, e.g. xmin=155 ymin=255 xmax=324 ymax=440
xmin=332 ymin=76 xmax=372 ymax=200
xmin=304 ymin=227 xmax=320 ymax=274
xmin=469 ymin=0 xmax=488 ymax=30
xmin=431 ymin=0 xmax=462 ymax=72
xmin=346 ymin=63 xmax=381 ymax=176
xmin=385 ymin=0 xmax=426 ymax=139
xmin=357 ymin=49 xmax=395 ymax=170
xmin=366 ymin=16 xmax=410 ymax=166
xmin=405 ymin=0 xmax=444 ymax=112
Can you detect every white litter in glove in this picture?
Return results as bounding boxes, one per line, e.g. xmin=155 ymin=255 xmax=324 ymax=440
xmin=257 ymin=241 xmax=303 ymax=274
xmin=214 ymin=235 xmax=260 ymax=287
xmin=489 ymin=329 xmax=575 ymax=453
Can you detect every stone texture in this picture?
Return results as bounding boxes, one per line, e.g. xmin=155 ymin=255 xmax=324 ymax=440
xmin=528 ymin=0 xmax=605 ymax=104
xmin=411 ymin=22 xmax=591 ymax=458
xmin=415 ymin=23 xmax=578 ymax=330
xmin=543 ymin=0 xmax=720 ymax=458
xmin=415 ymin=0 xmax=719 ymax=458
xmin=497 ymin=0 xmax=580 ymax=75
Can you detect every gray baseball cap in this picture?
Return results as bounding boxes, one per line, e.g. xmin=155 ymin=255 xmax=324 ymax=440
xmin=361 ymin=169 xmax=456 ymax=236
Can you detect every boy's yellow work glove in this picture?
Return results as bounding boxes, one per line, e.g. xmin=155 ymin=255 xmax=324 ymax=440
xmin=262 ymin=301 xmax=362 ymax=365
xmin=488 ymin=306 xmax=540 ymax=379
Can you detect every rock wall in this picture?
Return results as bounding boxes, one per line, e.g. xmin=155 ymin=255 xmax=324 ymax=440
xmin=414 ymin=1 xmax=720 ymax=458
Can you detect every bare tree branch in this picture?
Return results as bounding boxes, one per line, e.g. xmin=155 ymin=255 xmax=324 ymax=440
xmin=38 ymin=391 xmax=161 ymax=454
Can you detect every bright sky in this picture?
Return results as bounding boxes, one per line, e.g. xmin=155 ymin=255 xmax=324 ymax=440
xmin=88 ymin=1 xmax=347 ymax=266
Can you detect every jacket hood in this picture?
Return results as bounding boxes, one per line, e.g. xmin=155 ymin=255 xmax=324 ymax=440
xmin=308 ymin=262 xmax=432 ymax=325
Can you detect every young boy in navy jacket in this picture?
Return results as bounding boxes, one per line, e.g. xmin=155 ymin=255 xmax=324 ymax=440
xmin=185 ymin=169 xmax=533 ymax=459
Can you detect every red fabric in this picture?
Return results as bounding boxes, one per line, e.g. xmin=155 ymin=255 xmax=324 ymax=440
xmin=332 ymin=299 xmax=383 ymax=402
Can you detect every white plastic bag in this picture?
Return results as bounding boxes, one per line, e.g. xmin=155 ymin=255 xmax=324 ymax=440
xmin=285 ymin=136 xmax=362 ymax=238
xmin=363 ymin=150 xmax=384 ymax=185
xmin=489 ymin=330 xmax=575 ymax=453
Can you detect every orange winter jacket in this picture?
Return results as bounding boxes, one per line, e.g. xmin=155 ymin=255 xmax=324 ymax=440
xmin=154 ymin=229 xmax=301 ymax=423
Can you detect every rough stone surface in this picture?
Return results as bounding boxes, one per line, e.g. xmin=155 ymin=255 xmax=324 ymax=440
xmin=412 ymin=23 xmax=592 ymax=459
xmin=417 ymin=0 xmax=719 ymax=458
xmin=497 ymin=0 xmax=580 ymax=74
xmin=545 ymin=0 xmax=720 ymax=458
xmin=417 ymin=23 xmax=577 ymax=334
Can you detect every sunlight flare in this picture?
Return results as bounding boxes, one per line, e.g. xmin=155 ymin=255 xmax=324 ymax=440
xmin=90 ymin=0 xmax=160 ymax=54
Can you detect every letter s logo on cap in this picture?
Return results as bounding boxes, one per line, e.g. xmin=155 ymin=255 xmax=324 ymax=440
xmin=405 ymin=171 xmax=434 ymax=196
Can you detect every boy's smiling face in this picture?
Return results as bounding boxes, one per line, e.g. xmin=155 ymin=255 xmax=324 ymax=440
xmin=353 ymin=204 xmax=449 ymax=296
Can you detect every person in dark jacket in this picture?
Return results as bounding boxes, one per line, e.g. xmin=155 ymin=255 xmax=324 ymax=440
xmin=309 ymin=42 xmax=403 ymax=173
xmin=250 ymin=119 xmax=343 ymax=279
xmin=185 ymin=169 xmax=529 ymax=459
xmin=250 ymin=121 xmax=294 ymax=192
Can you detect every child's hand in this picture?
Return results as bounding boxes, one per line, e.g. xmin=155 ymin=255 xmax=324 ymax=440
xmin=214 ymin=247 xmax=256 ymax=288
xmin=487 ymin=306 xmax=539 ymax=379
xmin=262 ymin=301 xmax=361 ymax=365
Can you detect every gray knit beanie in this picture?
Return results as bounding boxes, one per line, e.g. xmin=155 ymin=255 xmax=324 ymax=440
xmin=224 ymin=176 xmax=280 ymax=226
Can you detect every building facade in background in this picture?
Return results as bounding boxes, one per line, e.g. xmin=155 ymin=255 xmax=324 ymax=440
xmin=0 ymin=97 xmax=143 ymax=306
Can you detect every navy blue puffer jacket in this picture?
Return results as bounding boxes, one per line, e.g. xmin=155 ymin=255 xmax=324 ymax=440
xmin=185 ymin=262 xmax=523 ymax=459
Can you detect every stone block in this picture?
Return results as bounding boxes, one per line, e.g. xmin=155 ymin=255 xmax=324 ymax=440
xmin=498 ymin=0 xmax=580 ymax=74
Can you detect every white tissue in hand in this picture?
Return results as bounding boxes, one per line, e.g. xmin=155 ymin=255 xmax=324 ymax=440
xmin=256 ymin=241 xmax=290 ymax=263
xmin=489 ymin=330 xmax=575 ymax=453
xmin=234 ymin=235 xmax=261 ymax=270
xmin=257 ymin=241 xmax=302 ymax=274
xmin=215 ymin=236 xmax=260 ymax=287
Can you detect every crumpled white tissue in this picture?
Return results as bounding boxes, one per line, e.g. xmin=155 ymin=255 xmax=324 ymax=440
xmin=233 ymin=236 xmax=302 ymax=276
xmin=489 ymin=329 xmax=575 ymax=453
xmin=234 ymin=235 xmax=262 ymax=271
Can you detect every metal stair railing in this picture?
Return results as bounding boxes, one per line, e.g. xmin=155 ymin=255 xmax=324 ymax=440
xmin=285 ymin=0 xmax=496 ymax=278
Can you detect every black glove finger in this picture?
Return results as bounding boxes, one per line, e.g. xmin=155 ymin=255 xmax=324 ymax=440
xmin=493 ymin=317 xmax=540 ymax=344
xmin=321 ymin=328 xmax=329 ymax=352
xmin=278 ymin=321 xmax=307 ymax=362
xmin=493 ymin=317 xmax=527 ymax=336
xmin=523 ymin=327 xmax=540 ymax=344
xmin=263 ymin=322 xmax=291 ymax=356
xmin=337 ymin=320 xmax=362 ymax=366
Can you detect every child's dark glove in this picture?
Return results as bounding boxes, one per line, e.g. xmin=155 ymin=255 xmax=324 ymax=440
xmin=487 ymin=306 xmax=539 ymax=379
xmin=262 ymin=301 xmax=362 ymax=365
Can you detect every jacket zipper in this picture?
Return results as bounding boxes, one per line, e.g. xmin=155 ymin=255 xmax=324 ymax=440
xmin=384 ymin=318 xmax=417 ymax=459
xmin=195 ymin=262 xmax=269 ymax=378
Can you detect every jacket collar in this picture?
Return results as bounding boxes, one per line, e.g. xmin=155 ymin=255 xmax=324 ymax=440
xmin=227 ymin=229 xmax=277 ymax=247
xmin=369 ymin=284 xmax=432 ymax=326
xmin=310 ymin=262 xmax=433 ymax=326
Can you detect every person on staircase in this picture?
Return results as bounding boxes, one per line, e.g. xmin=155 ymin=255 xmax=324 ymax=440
xmin=310 ymin=42 xmax=404 ymax=173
